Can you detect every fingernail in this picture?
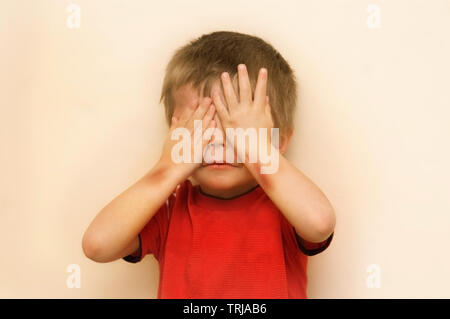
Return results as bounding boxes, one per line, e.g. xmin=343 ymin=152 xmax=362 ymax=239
xmin=221 ymin=72 xmax=229 ymax=80
xmin=238 ymin=64 xmax=246 ymax=71
xmin=260 ymin=68 xmax=267 ymax=75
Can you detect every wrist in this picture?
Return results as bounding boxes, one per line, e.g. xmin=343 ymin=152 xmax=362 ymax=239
xmin=243 ymin=141 xmax=281 ymax=177
xmin=154 ymin=157 xmax=196 ymax=184
xmin=147 ymin=159 xmax=184 ymax=185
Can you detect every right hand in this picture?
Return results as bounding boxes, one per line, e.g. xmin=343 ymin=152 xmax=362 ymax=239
xmin=158 ymin=97 xmax=217 ymax=180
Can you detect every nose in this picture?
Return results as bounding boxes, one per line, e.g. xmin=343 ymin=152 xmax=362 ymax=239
xmin=203 ymin=142 xmax=239 ymax=165
xmin=212 ymin=112 xmax=224 ymax=137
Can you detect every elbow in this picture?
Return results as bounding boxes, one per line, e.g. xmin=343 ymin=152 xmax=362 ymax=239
xmin=311 ymin=207 xmax=336 ymax=243
xmin=82 ymin=232 xmax=107 ymax=263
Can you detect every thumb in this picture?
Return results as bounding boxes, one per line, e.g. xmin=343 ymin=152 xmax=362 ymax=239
xmin=202 ymin=120 xmax=217 ymax=146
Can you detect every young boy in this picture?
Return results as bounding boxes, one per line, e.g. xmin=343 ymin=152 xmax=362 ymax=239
xmin=82 ymin=31 xmax=336 ymax=299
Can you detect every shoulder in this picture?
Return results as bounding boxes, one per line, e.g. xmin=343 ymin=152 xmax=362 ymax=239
xmin=166 ymin=179 xmax=193 ymax=208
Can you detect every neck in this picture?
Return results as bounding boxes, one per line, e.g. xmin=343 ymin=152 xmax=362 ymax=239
xmin=198 ymin=181 xmax=259 ymax=199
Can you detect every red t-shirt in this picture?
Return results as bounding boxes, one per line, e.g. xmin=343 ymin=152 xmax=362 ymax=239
xmin=124 ymin=180 xmax=333 ymax=299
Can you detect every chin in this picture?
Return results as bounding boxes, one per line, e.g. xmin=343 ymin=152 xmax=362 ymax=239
xmin=192 ymin=165 xmax=255 ymax=192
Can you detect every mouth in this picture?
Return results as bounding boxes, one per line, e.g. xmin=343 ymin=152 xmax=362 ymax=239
xmin=201 ymin=162 xmax=239 ymax=169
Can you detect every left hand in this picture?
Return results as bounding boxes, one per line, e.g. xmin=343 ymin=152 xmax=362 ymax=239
xmin=212 ymin=64 xmax=274 ymax=162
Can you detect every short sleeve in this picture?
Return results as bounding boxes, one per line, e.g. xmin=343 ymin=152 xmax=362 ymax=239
xmin=293 ymin=228 xmax=334 ymax=256
xmin=123 ymin=191 xmax=175 ymax=263
xmin=280 ymin=212 xmax=333 ymax=256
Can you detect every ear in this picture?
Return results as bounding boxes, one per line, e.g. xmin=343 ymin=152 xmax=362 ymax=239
xmin=278 ymin=128 xmax=294 ymax=155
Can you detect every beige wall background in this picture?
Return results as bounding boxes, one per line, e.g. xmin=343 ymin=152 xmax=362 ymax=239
xmin=1 ymin=0 xmax=449 ymax=298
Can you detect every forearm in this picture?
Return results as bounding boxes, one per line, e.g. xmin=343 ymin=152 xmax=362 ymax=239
xmin=246 ymin=152 xmax=335 ymax=243
xmin=82 ymin=160 xmax=184 ymax=262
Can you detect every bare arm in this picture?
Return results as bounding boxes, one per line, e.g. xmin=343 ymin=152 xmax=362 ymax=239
xmin=82 ymin=97 xmax=216 ymax=263
xmin=213 ymin=64 xmax=335 ymax=244
xmin=82 ymin=162 xmax=184 ymax=263
xmin=247 ymin=153 xmax=336 ymax=243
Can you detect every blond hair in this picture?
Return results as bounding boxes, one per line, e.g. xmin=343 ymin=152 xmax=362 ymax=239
xmin=160 ymin=31 xmax=297 ymax=136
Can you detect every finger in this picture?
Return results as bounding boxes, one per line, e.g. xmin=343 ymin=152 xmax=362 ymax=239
xmin=213 ymin=112 xmax=224 ymax=132
xmin=265 ymin=96 xmax=274 ymax=127
xmin=192 ymin=97 xmax=212 ymax=120
xmin=193 ymin=111 xmax=215 ymax=150
xmin=237 ymin=64 xmax=252 ymax=103
xmin=199 ymin=104 xmax=216 ymax=153
xmin=202 ymin=120 xmax=217 ymax=147
xmin=210 ymin=113 xmax=224 ymax=144
xmin=186 ymin=97 xmax=212 ymax=131
xmin=265 ymin=96 xmax=271 ymax=115
xmin=221 ymin=72 xmax=238 ymax=111
xmin=201 ymin=103 xmax=216 ymax=131
xmin=254 ymin=67 xmax=268 ymax=107
xmin=177 ymin=98 xmax=198 ymax=127
xmin=212 ymin=89 xmax=229 ymax=122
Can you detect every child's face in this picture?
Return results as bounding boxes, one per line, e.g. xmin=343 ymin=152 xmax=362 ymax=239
xmin=172 ymin=81 xmax=258 ymax=197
